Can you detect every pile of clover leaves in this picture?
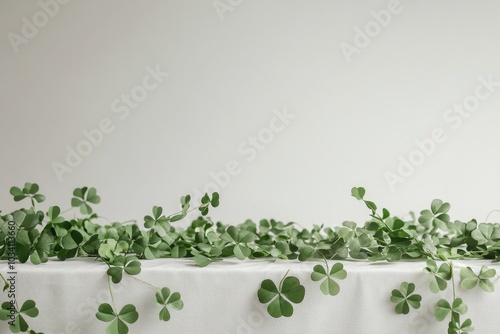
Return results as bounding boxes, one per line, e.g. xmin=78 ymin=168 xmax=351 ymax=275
xmin=1 ymin=183 xmax=500 ymax=334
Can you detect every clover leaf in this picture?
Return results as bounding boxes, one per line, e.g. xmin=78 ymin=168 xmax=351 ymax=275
xmin=434 ymin=298 xmax=468 ymax=321
xmin=199 ymin=192 xmax=219 ymax=216
xmin=0 ymin=300 xmax=39 ymax=333
xmin=10 ymin=183 xmax=45 ymax=207
xmin=96 ymin=303 xmax=138 ymax=334
xmin=106 ymin=256 xmax=141 ymax=283
xmin=460 ymin=266 xmax=496 ymax=292
xmin=144 ymin=206 xmax=171 ymax=238
xmin=169 ymin=195 xmax=191 ymax=222
xmin=310 ymin=262 xmax=347 ymax=296
xmin=418 ymin=199 xmax=450 ymax=231
xmin=71 ymin=187 xmax=100 ymax=214
xmin=424 ymin=260 xmax=451 ymax=293
xmin=221 ymin=225 xmax=256 ymax=260
xmin=390 ymin=282 xmax=422 ymax=314
xmin=47 ymin=206 xmax=65 ymax=225
xmin=258 ymin=271 xmax=305 ymax=318
xmin=155 ymin=288 xmax=184 ymax=321
xmin=471 ymin=223 xmax=494 ymax=245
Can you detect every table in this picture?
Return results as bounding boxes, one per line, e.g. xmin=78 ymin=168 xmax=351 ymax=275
xmin=1 ymin=258 xmax=499 ymax=334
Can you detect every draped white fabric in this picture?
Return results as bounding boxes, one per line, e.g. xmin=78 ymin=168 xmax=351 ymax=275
xmin=1 ymin=258 xmax=499 ymax=334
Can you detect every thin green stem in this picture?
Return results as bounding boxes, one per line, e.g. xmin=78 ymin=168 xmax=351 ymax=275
xmin=0 ymin=273 xmax=8 ymax=287
xmin=279 ymin=269 xmax=291 ymax=291
xmin=450 ymin=261 xmax=456 ymax=302
xmin=129 ymin=275 xmax=158 ymax=289
xmin=107 ymin=276 xmax=117 ymax=313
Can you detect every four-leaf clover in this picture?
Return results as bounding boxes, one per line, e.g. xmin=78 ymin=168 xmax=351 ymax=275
xmin=460 ymin=266 xmax=496 ymax=292
xmin=390 ymin=282 xmax=422 ymax=314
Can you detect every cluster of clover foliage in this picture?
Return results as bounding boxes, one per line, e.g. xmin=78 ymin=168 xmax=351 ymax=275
xmin=1 ymin=183 xmax=500 ymax=333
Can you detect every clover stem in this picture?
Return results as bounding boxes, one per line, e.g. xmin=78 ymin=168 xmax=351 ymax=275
xmin=450 ymin=261 xmax=456 ymax=302
xmin=278 ymin=269 xmax=290 ymax=291
xmin=129 ymin=275 xmax=158 ymax=289
xmin=107 ymin=276 xmax=117 ymax=313
xmin=0 ymin=273 xmax=8 ymax=286
xmin=59 ymin=207 xmax=73 ymax=214
xmin=320 ymin=253 xmax=329 ymax=273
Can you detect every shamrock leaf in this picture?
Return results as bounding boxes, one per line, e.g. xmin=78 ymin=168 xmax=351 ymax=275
xmin=155 ymin=287 xmax=184 ymax=321
xmin=96 ymin=303 xmax=138 ymax=334
xmin=310 ymin=263 xmax=347 ymax=296
xmin=221 ymin=225 xmax=256 ymax=260
xmin=71 ymin=187 xmax=100 ymax=214
xmin=424 ymin=260 xmax=451 ymax=293
xmin=418 ymin=199 xmax=450 ymax=231
xmin=351 ymin=187 xmax=365 ymax=200
xmin=10 ymin=183 xmax=45 ymax=206
xmin=434 ymin=298 xmax=468 ymax=321
xmin=106 ymin=256 xmax=141 ymax=283
xmin=144 ymin=206 xmax=170 ymax=238
xmin=169 ymin=195 xmax=191 ymax=222
xmin=0 ymin=300 xmax=39 ymax=333
xmin=471 ymin=223 xmax=494 ymax=245
xmin=460 ymin=266 xmax=496 ymax=292
xmin=199 ymin=192 xmax=219 ymax=216
xmin=258 ymin=271 xmax=305 ymax=318
xmin=390 ymin=282 xmax=422 ymax=314
xmin=47 ymin=206 xmax=65 ymax=224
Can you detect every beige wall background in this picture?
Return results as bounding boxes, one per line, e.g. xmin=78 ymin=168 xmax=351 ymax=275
xmin=1 ymin=0 xmax=499 ymax=227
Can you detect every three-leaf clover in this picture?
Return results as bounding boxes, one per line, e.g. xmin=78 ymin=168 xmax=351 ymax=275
xmin=257 ymin=271 xmax=305 ymax=318
xmin=155 ymin=288 xmax=184 ymax=321
xmin=106 ymin=256 xmax=142 ymax=284
xmin=144 ymin=206 xmax=170 ymax=238
xmin=418 ymin=199 xmax=450 ymax=230
xmin=96 ymin=303 xmax=138 ymax=334
xmin=424 ymin=260 xmax=452 ymax=293
xmin=310 ymin=262 xmax=347 ymax=296
xmin=0 ymin=300 xmax=39 ymax=333
xmin=71 ymin=187 xmax=100 ymax=214
xmin=460 ymin=266 xmax=496 ymax=292
xmin=199 ymin=192 xmax=219 ymax=216
xmin=434 ymin=298 xmax=468 ymax=321
xmin=10 ymin=183 xmax=45 ymax=206
xmin=390 ymin=282 xmax=422 ymax=314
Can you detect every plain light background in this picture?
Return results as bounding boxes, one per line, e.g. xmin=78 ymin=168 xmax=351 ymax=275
xmin=1 ymin=0 xmax=499 ymax=227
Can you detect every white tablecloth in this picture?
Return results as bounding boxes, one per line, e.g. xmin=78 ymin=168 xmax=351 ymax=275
xmin=1 ymin=258 xmax=499 ymax=334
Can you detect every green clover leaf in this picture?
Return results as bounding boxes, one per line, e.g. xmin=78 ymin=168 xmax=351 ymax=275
xmin=144 ymin=206 xmax=171 ymax=238
xmin=434 ymin=298 xmax=468 ymax=321
xmin=424 ymin=260 xmax=452 ymax=293
xmin=169 ymin=195 xmax=191 ymax=222
xmin=221 ymin=225 xmax=256 ymax=260
xmin=460 ymin=266 xmax=496 ymax=292
xmin=71 ymin=187 xmax=100 ymax=214
xmin=10 ymin=183 xmax=45 ymax=206
xmin=0 ymin=300 xmax=39 ymax=333
xmin=310 ymin=263 xmax=347 ymax=296
xmin=418 ymin=199 xmax=450 ymax=231
xmin=258 ymin=271 xmax=305 ymax=318
xmin=155 ymin=288 xmax=184 ymax=321
xmin=390 ymin=282 xmax=422 ymax=314
xmin=199 ymin=192 xmax=219 ymax=216
xmin=96 ymin=303 xmax=138 ymax=334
